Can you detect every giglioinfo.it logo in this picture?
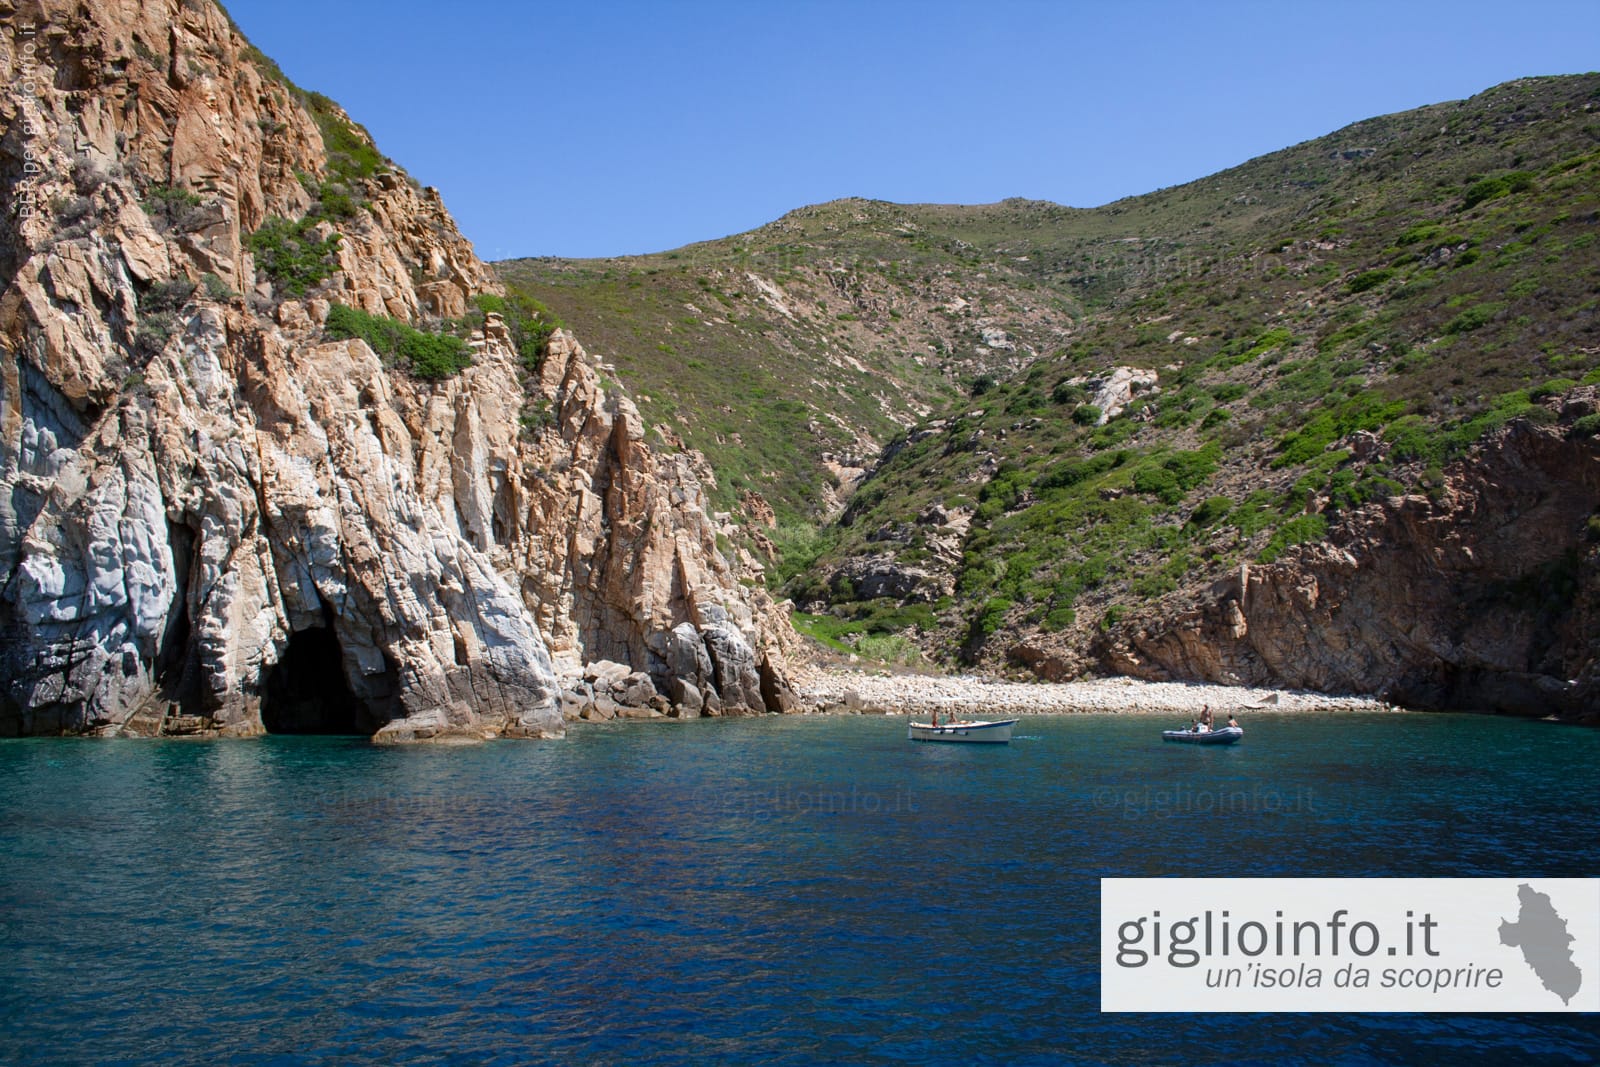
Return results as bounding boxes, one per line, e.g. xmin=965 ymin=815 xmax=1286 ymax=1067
xmin=1101 ymin=878 xmax=1598 ymax=1012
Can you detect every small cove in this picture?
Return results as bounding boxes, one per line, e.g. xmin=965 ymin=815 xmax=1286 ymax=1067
xmin=2 ymin=712 xmax=1596 ymax=1064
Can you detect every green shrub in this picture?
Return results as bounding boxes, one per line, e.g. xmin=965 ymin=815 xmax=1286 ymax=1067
xmin=1393 ymin=390 xmax=1549 ymax=463
xmin=1089 ymin=418 xmax=1139 ymax=450
xmin=141 ymin=184 xmax=208 ymax=230
xmin=1041 ymin=606 xmax=1076 ymax=632
xmin=1444 ymin=302 xmax=1504 ymax=334
xmin=313 ymin=182 xmax=362 ymax=220
xmin=977 ymin=597 xmax=1013 ymax=637
xmin=1570 ymin=414 xmax=1600 ymax=439
xmin=1188 ymin=496 xmax=1232 ymax=528
xmin=199 ymin=272 xmax=233 ymax=301
xmin=1327 ymin=473 xmax=1405 ymax=512
xmin=475 ymin=290 xmax=562 ymax=371
xmin=1461 ymin=171 xmax=1535 ymax=210
xmin=134 ymin=317 xmax=175 ymax=357
xmin=1275 ymin=392 xmax=1409 ymax=466
xmin=1134 ymin=446 xmax=1221 ymax=505
xmin=1348 ymin=268 xmax=1395 ymax=293
xmin=1528 ymin=378 xmax=1577 ymax=402
xmin=789 ymin=613 xmax=853 ymax=653
xmin=247 ymin=216 xmax=341 ymax=295
xmin=324 ymin=303 xmax=472 ymax=379
xmin=855 ymin=634 xmax=922 ymax=665
xmin=1072 ymin=403 xmax=1102 ymax=425
xmin=1230 ymin=489 xmax=1287 ymax=537
xmin=1383 ymin=414 xmax=1443 ymax=465
xmin=1164 ymin=445 xmax=1220 ymax=491
xmin=133 ymin=277 xmax=198 ymax=357
xmin=1259 ymin=514 xmax=1329 ymax=563
xmin=1132 ymin=463 xmax=1181 ymax=504
xmin=1034 ymin=451 xmax=1125 ymax=493
xmin=1217 ymin=327 xmax=1295 ymax=368
xmin=1051 ymin=380 xmax=1087 ymax=405
xmin=769 ymin=523 xmax=838 ymax=590
xmin=303 ymin=91 xmax=386 ymax=181
xmin=1396 ymin=222 xmax=1442 ymax=247
xmin=139 ymin=277 xmax=196 ymax=316
xmin=407 ymin=333 xmax=475 ymax=379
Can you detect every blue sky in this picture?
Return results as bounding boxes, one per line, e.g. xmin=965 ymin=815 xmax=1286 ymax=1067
xmin=221 ymin=1 xmax=1599 ymax=260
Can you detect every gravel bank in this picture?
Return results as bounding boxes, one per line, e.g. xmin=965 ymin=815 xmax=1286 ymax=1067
xmin=791 ymin=666 xmax=1394 ymax=717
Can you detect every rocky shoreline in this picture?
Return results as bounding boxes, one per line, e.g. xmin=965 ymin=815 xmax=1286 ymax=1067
xmin=789 ymin=666 xmax=1395 ymax=717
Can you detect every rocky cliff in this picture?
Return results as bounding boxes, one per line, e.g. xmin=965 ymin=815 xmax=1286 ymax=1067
xmin=1095 ymin=417 xmax=1600 ymax=721
xmin=0 ymin=0 xmax=793 ymax=738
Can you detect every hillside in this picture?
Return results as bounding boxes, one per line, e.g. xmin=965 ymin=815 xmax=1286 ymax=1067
xmin=505 ymin=74 xmax=1600 ymax=716
xmin=496 ymin=74 xmax=1596 ymax=531
xmin=497 ymin=201 xmax=1086 ymax=528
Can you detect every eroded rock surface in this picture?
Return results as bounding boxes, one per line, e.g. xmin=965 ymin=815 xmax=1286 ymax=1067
xmin=0 ymin=0 xmax=793 ymax=738
xmin=1096 ymin=422 xmax=1600 ymax=720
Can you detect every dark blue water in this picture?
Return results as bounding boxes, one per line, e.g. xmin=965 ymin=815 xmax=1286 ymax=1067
xmin=2 ymin=712 xmax=1596 ymax=1065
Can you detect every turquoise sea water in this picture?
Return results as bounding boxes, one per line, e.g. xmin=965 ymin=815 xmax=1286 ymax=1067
xmin=1 ymin=712 xmax=1597 ymax=1065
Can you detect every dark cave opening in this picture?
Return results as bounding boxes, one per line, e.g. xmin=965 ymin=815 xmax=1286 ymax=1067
xmin=260 ymin=623 xmax=368 ymax=735
xmin=154 ymin=520 xmax=199 ymax=713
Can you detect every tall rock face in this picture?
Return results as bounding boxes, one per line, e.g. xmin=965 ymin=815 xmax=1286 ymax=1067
xmin=1096 ymin=420 xmax=1600 ymax=721
xmin=518 ymin=331 xmax=798 ymax=706
xmin=0 ymin=0 xmax=793 ymax=737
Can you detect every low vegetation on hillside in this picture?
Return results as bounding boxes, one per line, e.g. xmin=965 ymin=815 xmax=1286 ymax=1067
xmin=497 ymin=204 xmax=1084 ymax=526
xmin=505 ymin=74 xmax=1600 ymax=671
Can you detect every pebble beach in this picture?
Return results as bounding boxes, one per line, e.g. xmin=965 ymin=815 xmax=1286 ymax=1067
xmin=791 ymin=665 xmax=1394 ymax=718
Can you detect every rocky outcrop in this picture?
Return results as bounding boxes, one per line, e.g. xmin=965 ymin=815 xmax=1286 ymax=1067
xmin=513 ymin=330 xmax=796 ymax=715
xmin=556 ymin=659 xmax=670 ymax=722
xmin=1069 ymin=367 xmax=1160 ymax=424
xmin=829 ymin=553 xmax=937 ymax=602
xmin=0 ymin=0 xmax=793 ymax=738
xmin=804 ymin=502 xmax=969 ymax=611
xmin=1096 ymin=420 xmax=1600 ymax=721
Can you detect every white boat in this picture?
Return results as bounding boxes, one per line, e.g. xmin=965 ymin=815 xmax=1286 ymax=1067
xmin=907 ymin=718 xmax=1019 ymax=743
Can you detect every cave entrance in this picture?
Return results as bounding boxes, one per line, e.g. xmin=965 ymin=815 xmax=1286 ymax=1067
xmin=261 ymin=624 xmax=368 ymax=735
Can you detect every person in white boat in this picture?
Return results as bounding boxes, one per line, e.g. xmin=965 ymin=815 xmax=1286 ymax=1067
xmin=1227 ymin=715 xmax=1240 ymax=729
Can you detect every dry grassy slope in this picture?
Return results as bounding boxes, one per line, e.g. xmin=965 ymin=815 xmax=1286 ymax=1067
xmin=497 ymin=73 xmax=1597 ymax=535
xmin=497 ymin=204 xmax=1083 ymax=527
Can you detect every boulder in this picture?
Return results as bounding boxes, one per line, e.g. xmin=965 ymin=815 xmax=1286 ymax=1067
xmin=702 ymin=621 xmax=767 ymax=713
xmin=670 ymin=678 xmax=705 ymax=715
xmin=620 ymin=671 xmax=657 ymax=708
xmin=558 ymin=690 xmax=588 ymax=722
xmin=584 ymin=660 xmax=633 ymax=689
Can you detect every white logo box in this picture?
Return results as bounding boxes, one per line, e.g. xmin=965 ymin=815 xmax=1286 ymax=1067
xmin=1101 ymin=878 xmax=1599 ymax=1012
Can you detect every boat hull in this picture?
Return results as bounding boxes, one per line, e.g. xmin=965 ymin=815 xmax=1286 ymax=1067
xmin=1161 ymin=726 xmax=1244 ymax=745
xmin=907 ymin=719 xmax=1019 ymax=743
